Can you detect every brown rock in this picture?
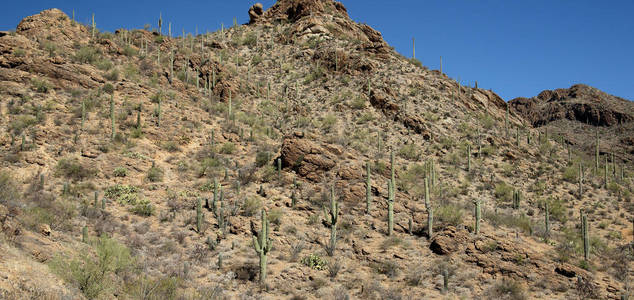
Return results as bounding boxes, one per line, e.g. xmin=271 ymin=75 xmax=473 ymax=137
xmin=429 ymin=226 xmax=469 ymax=255
xmin=38 ymin=224 xmax=51 ymax=236
xmin=248 ymin=3 xmax=264 ymax=24
xmin=280 ymin=136 xmax=337 ymax=182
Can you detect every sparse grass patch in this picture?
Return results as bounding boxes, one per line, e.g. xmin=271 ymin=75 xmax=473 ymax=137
xmin=55 ymin=157 xmax=97 ymax=181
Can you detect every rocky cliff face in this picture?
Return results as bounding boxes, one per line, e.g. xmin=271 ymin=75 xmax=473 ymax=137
xmin=510 ymin=84 xmax=633 ymax=127
xmin=510 ymin=84 xmax=634 ymax=163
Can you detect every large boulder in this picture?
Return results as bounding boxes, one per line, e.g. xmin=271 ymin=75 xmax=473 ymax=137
xmin=280 ymin=133 xmax=338 ymax=182
xmin=248 ymin=3 xmax=264 ymax=24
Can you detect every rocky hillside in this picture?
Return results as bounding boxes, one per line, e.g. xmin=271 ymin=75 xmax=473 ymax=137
xmin=509 ymin=84 xmax=634 ymax=165
xmin=0 ymin=1 xmax=632 ymax=299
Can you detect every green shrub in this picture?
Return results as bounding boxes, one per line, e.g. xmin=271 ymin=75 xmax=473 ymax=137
xmin=255 ymin=151 xmax=271 ymax=168
xmin=321 ymin=114 xmax=337 ymax=131
xmin=55 ymin=158 xmax=97 ymax=181
xmin=161 ymin=141 xmax=180 ymax=152
xmin=242 ymin=197 xmax=262 ymax=217
xmin=435 ymin=204 xmax=463 ymax=226
xmin=489 ymin=279 xmax=526 ymax=300
xmin=8 ymin=115 xmax=37 ymax=135
xmin=0 ymin=171 xmax=20 ymax=206
xmin=31 ymin=78 xmax=51 ymax=93
xmin=105 ymin=185 xmax=139 ymax=204
xmin=219 ymin=142 xmax=236 ymax=154
xmin=104 ymin=69 xmax=119 ymax=81
xmin=494 ymin=182 xmax=513 ymax=204
xmin=102 ymin=83 xmax=115 ymax=94
xmin=147 ymin=166 xmax=164 ymax=182
xmin=74 ymin=46 xmax=100 ymax=64
xmin=242 ymin=32 xmax=257 ymax=47
xmin=130 ymin=199 xmax=154 ymax=216
xmin=113 ymin=167 xmax=128 ymax=177
xmin=398 ymin=144 xmax=420 ymax=161
xmin=49 ymin=235 xmax=133 ymax=299
xmin=302 ymin=254 xmax=328 ymax=270
xmin=562 ymin=165 xmax=577 ymax=183
xmin=267 ymin=208 xmax=283 ymax=225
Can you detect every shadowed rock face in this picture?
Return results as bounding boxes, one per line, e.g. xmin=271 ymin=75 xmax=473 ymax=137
xmin=509 ymin=84 xmax=633 ymax=127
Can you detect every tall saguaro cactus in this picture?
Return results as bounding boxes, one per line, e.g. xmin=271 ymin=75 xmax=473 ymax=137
xmin=196 ymin=198 xmax=203 ymax=233
xmin=427 ymin=207 xmax=434 ymax=239
xmin=578 ymin=164 xmax=583 ymax=198
xmin=386 ymin=180 xmax=394 ymax=236
xmin=582 ymin=214 xmax=589 ymax=261
xmin=110 ymin=95 xmax=115 ymax=140
xmin=252 ymin=209 xmax=272 ymax=284
xmin=474 ymin=200 xmax=481 ymax=235
xmin=544 ymin=202 xmax=550 ymax=240
xmin=91 ymin=14 xmax=96 ymax=39
xmin=467 ymin=144 xmax=471 ymax=172
xmin=595 ymin=131 xmax=600 ymax=172
xmin=424 ymin=177 xmax=430 ymax=209
xmin=323 ymin=185 xmax=339 ymax=255
xmin=366 ymin=161 xmax=371 ymax=214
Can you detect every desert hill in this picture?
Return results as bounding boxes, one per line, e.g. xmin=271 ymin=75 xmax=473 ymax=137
xmin=0 ymin=1 xmax=632 ymax=299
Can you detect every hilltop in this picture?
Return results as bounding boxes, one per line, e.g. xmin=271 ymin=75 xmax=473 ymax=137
xmin=509 ymin=84 xmax=634 ymax=165
xmin=0 ymin=1 xmax=632 ymax=299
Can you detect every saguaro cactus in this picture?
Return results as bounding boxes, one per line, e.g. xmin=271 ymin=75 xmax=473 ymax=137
xmin=505 ymin=105 xmax=509 ymax=137
xmin=110 ymin=95 xmax=115 ymax=140
xmin=81 ymin=100 xmax=86 ymax=130
xmin=582 ymin=214 xmax=589 ymax=261
xmin=196 ymin=198 xmax=203 ymax=233
xmin=443 ymin=267 xmax=449 ymax=293
xmin=424 ymin=177 xmax=430 ymax=209
xmin=545 ymin=202 xmax=550 ymax=240
xmin=595 ymin=132 xmax=600 ymax=172
xmin=91 ymin=14 xmax=96 ymax=39
xmin=467 ymin=144 xmax=471 ymax=172
xmin=82 ymin=226 xmax=88 ymax=243
xmin=386 ymin=180 xmax=394 ymax=236
xmin=474 ymin=200 xmax=481 ymax=235
xmin=427 ymin=207 xmax=434 ymax=239
xmin=252 ymin=209 xmax=272 ymax=284
xmin=366 ymin=161 xmax=371 ymax=214
xmin=578 ymin=164 xmax=583 ymax=198
xmin=390 ymin=148 xmax=395 ymax=184
xmin=323 ymin=185 xmax=339 ymax=255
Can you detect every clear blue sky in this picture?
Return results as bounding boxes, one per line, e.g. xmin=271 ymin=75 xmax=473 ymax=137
xmin=1 ymin=1 xmax=632 ymax=101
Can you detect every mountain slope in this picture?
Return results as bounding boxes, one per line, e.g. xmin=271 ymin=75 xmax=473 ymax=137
xmin=509 ymin=84 xmax=634 ymax=164
xmin=0 ymin=1 xmax=632 ymax=299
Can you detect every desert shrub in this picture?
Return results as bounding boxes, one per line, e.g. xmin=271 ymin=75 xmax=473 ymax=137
xmin=50 ymin=235 xmax=133 ymax=299
xmin=398 ymin=143 xmax=420 ymax=161
xmin=198 ymin=157 xmax=221 ymax=177
xmin=130 ymin=199 xmax=154 ymax=216
xmin=0 ymin=171 xmax=20 ymax=207
xmin=104 ymin=69 xmax=119 ymax=81
xmin=74 ymin=46 xmax=100 ymax=64
xmin=372 ymin=260 xmax=399 ymax=278
xmin=31 ymin=78 xmax=51 ymax=93
xmin=409 ymin=57 xmax=423 ymax=68
xmin=255 ymin=151 xmax=271 ymax=168
xmin=494 ymin=182 xmax=513 ymax=203
xmin=8 ymin=115 xmax=38 ymax=135
xmin=242 ymin=32 xmax=257 ymax=47
xmin=105 ymin=185 xmax=139 ymax=204
xmin=219 ymin=142 xmax=235 ymax=154
xmin=267 ymin=208 xmax=283 ymax=225
xmin=435 ymin=204 xmax=463 ymax=226
xmin=488 ymin=279 xmax=526 ymax=300
xmin=102 ymin=83 xmax=115 ymax=94
xmin=562 ymin=165 xmax=578 ymax=183
xmin=302 ymin=254 xmax=327 ymax=270
xmin=242 ymin=197 xmax=262 ymax=217
xmin=147 ymin=166 xmax=164 ymax=182
xmin=113 ymin=167 xmax=128 ymax=177
xmin=162 ymin=141 xmax=180 ymax=152
xmin=55 ymin=158 xmax=97 ymax=181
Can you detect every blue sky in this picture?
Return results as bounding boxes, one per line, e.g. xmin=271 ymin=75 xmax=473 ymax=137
xmin=1 ymin=1 xmax=632 ymax=101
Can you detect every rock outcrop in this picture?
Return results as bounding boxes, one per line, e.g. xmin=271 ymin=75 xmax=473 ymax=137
xmin=509 ymin=84 xmax=633 ymax=127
